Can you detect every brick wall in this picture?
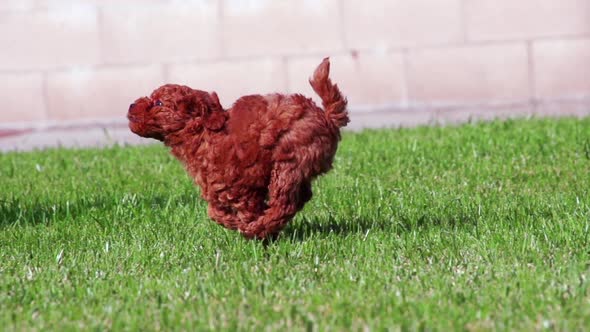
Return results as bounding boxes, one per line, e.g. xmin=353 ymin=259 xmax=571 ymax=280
xmin=1 ymin=0 xmax=589 ymax=130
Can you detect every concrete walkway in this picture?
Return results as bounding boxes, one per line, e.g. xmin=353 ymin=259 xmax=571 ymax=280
xmin=0 ymin=123 xmax=152 ymax=152
xmin=0 ymin=110 xmax=427 ymax=152
xmin=2 ymin=104 xmax=588 ymax=152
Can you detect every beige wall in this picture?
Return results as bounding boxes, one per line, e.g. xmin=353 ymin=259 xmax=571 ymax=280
xmin=1 ymin=0 xmax=589 ymax=129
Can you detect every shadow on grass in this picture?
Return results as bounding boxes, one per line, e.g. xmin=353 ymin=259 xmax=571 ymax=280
xmin=282 ymin=212 xmax=480 ymax=242
xmin=0 ymin=192 xmax=201 ymax=228
xmin=284 ymin=218 xmax=384 ymax=240
xmin=2 ymin=192 xmax=480 ymax=245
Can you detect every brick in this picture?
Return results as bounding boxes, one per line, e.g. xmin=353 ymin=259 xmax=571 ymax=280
xmin=465 ymin=0 xmax=590 ymax=41
xmin=406 ymin=44 xmax=530 ymax=104
xmin=287 ymin=53 xmax=406 ymax=107
xmin=0 ymin=0 xmax=35 ymax=11
xmin=36 ymin=0 xmax=166 ymax=8
xmin=0 ymin=73 xmax=46 ymax=123
xmin=101 ymin=1 xmax=220 ymax=65
xmin=222 ymin=0 xmax=343 ymax=57
xmin=167 ymin=59 xmax=286 ymax=108
xmin=534 ymin=39 xmax=590 ymax=99
xmin=46 ymin=65 xmax=164 ymax=121
xmin=0 ymin=7 xmax=100 ymax=70
xmin=342 ymin=0 xmax=463 ymax=50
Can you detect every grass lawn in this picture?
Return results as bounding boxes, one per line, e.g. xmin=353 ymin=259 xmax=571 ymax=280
xmin=1 ymin=118 xmax=590 ymax=330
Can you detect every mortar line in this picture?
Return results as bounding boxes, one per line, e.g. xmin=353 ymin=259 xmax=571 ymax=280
xmin=337 ymin=0 xmax=348 ymax=52
xmin=526 ymin=40 xmax=538 ymax=113
xmin=459 ymin=0 xmax=469 ymax=43
xmin=400 ymin=49 xmax=410 ymax=109
xmin=218 ymin=0 xmax=226 ymax=58
xmin=41 ymin=71 xmax=50 ymax=123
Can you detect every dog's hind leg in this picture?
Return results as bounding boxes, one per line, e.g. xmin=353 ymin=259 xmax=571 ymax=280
xmin=241 ymin=163 xmax=308 ymax=239
xmin=207 ymin=204 xmax=240 ymax=230
xmin=234 ymin=190 xmax=268 ymax=225
xmin=296 ymin=181 xmax=312 ymax=210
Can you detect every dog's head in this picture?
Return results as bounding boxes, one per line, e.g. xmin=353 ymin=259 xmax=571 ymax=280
xmin=128 ymin=84 xmax=226 ymax=142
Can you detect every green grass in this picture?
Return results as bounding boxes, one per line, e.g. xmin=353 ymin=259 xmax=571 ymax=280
xmin=1 ymin=118 xmax=590 ymax=331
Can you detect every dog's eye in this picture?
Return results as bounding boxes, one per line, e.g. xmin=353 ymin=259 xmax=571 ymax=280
xmin=155 ymin=100 xmax=164 ymax=107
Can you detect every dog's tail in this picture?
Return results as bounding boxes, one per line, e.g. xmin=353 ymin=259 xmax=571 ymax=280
xmin=309 ymin=58 xmax=349 ymax=128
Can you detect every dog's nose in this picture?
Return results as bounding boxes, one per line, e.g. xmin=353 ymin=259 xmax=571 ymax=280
xmin=129 ymin=103 xmax=135 ymax=111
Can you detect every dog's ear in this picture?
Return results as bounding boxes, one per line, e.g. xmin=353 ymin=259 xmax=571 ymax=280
xmin=179 ymin=93 xmax=204 ymax=116
xmin=209 ymin=92 xmax=221 ymax=108
xmin=203 ymin=91 xmax=227 ymax=131
xmin=204 ymin=111 xmax=227 ymax=131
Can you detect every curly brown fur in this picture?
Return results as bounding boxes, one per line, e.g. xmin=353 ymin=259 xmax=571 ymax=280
xmin=128 ymin=58 xmax=348 ymax=239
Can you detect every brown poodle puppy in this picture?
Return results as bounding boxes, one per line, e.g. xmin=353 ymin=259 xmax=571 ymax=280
xmin=128 ymin=58 xmax=348 ymax=239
